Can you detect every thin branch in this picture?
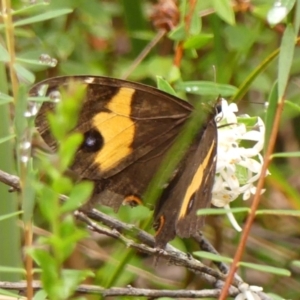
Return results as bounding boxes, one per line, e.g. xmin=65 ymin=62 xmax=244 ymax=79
xmin=0 ymin=280 xmax=232 ymax=298
xmin=76 ymin=211 xmax=235 ymax=288
xmin=0 ymin=169 xmax=20 ymax=191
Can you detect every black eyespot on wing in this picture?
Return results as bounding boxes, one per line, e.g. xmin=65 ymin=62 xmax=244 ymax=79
xmin=80 ymin=128 xmax=103 ymax=152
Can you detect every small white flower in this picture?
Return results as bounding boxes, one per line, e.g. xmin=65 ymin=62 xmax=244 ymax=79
xmin=212 ymin=99 xmax=267 ymax=230
xmin=267 ymin=0 xmax=288 ymax=25
xmin=235 ymin=282 xmax=263 ymax=300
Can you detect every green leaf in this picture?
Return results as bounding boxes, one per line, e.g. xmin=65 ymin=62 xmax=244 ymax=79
xmin=14 ymin=9 xmax=73 ymax=27
xmin=272 ymin=151 xmax=300 ymax=158
xmin=285 ymin=100 xmax=300 ymax=113
xmin=264 ymin=81 xmax=278 ymax=153
xmin=61 ymin=181 xmax=93 ymax=213
xmin=294 ymin=0 xmax=300 ymax=33
xmin=52 ymin=176 xmax=73 ymax=195
xmin=156 ymin=76 xmax=177 ymax=96
xmin=0 ymin=288 xmax=24 ymax=298
xmin=0 ymin=43 xmax=9 ymax=62
xmin=0 ymin=134 xmax=15 ymax=144
xmin=61 ymin=269 xmax=94 ymax=299
xmin=33 ymin=289 xmax=48 ymax=300
xmin=190 ymin=6 xmax=201 ymax=35
xmin=0 ymin=266 xmax=25 ymax=274
xmin=193 ymin=252 xmax=291 ymax=276
xmin=48 ymin=83 xmax=86 ymax=141
xmin=58 ymin=133 xmax=83 ymax=172
xmin=291 ymin=260 xmax=300 ymax=267
xmin=168 ymin=65 xmax=181 ymax=83
xmin=193 ymin=251 xmax=233 ymax=263
xmin=183 ymin=34 xmax=213 ymax=49
xmin=14 ymin=63 xmax=35 ymax=83
xmin=175 ymin=81 xmax=238 ymax=96
xmin=53 ymin=216 xmax=87 ymax=261
xmin=22 ymin=168 xmax=37 ymax=223
xmin=255 ymin=209 xmax=300 ymax=216
xmin=0 ymin=93 xmax=13 ymax=105
xmin=213 ymin=0 xmax=235 ymax=25
xmin=14 ymin=84 xmax=28 ymax=139
xmin=168 ymin=23 xmax=186 ymax=41
xmin=0 ymin=211 xmax=22 ymax=222
xmin=10 ymin=2 xmax=49 ymax=16
xmin=37 ymin=186 xmax=59 ymax=223
xmin=197 ymin=207 xmax=250 ymax=216
xmin=278 ymin=24 xmax=295 ymax=99
xmin=29 ymin=249 xmax=59 ymax=298
xmin=16 ymin=57 xmax=50 ymax=66
xmin=239 ymin=262 xmax=291 ymax=276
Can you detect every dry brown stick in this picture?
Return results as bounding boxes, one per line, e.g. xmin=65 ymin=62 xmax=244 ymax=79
xmin=0 ymin=280 xmax=232 ymax=298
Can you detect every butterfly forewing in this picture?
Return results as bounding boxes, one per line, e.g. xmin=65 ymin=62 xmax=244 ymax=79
xmin=32 ymin=75 xmax=218 ymax=248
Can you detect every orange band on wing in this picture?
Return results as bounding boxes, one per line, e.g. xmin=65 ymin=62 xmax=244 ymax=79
xmin=178 ymin=141 xmax=215 ymax=219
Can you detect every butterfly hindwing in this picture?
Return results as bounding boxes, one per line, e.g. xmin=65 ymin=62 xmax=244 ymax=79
xmin=153 ymin=111 xmax=218 ymax=247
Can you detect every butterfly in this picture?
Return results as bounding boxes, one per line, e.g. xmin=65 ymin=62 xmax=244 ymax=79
xmin=31 ymin=76 xmax=218 ymax=248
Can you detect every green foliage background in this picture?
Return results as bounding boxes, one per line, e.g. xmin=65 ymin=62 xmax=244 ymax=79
xmin=1 ymin=0 xmax=300 ymax=299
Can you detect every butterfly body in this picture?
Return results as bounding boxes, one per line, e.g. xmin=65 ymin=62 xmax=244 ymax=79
xmin=31 ymin=76 xmax=218 ymax=248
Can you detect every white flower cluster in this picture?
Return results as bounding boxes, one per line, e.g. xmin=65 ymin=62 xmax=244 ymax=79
xmin=235 ymin=283 xmax=263 ymax=300
xmin=212 ymin=99 xmax=266 ymax=231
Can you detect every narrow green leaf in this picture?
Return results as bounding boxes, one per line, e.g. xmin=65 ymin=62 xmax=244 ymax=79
xmin=0 ymin=93 xmax=13 ymax=105
xmin=272 ymin=151 xmax=300 ymax=158
xmin=278 ymin=24 xmax=295 ymax=99
xmin=33 ymin=289 xmax=48 ymax=300
xmin=61 ymin=181 xmax=93 ymax=213
xmin=175 ymin=81 xmax=238 ymax=96
xmin=294 ymin=0 xmax=300 ymax=33
xmin=264 ymin=82 xmax=278 ymax=153
xmin=194 ymin=253 xmax=291 ymax=276
xmin=168 ymin=65 xmax=181 ymax=83
xmin=183 ymin=34 xmax=213 ymax=49
xmin=212 ymin=0 xmax=235 ymax=25
xmin=0 ymin=44 xmax=9 ymax=62
xmin=285 ymin=99 xmax=300 ymax=112
xmin=0 ymin=134 xmax=15 ymax=144
xmin=0 ymin=211 xmax=22 ymax=222
xmin=62 ymin=269 xmax=94 ymax=298
xmin=16 ymin=57 xmax=49 ymax=66
xmin=14 ymin=9 xmax=73 ymax=27
xmin=291 ymin=260 xmax=300 ymax=267
xmin=197 ymin=207 xmax=250 ymax=216
xmin=193 ymin=251 xmax=233 ymax=263
xmin=168 ymin=24 xmax=186 ymax=41
xmin=255 ymin=209 xmax=300 ymax=216
xmin=238 ymin=262 xmax=291 ymax=276
xmin=156 ymin=76 xmax=177 ymax=96
xmin=14 ymin=63 xmax=35 ymax=83
xmin=0 ymin=288 xmax=24 ymax=298
xmin=0 ymin=266 xmax=25 ymax=274
xmin=232 ymin=47 xmax=280 ymax=101
xmin=189 ymin=6 xmax=201 ymax=35
xmin=58 ymin=133 xmax=83 ymax=172
xmin=9 ymin=2 xmax=49 ymax=16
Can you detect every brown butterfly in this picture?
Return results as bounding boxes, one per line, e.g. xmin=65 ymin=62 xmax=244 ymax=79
xmin=31 ymin=76 xmax=218 ymax=248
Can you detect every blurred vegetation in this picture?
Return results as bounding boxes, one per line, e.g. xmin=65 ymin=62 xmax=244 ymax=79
xmin=1 ymin=0 xmax=300 ymax=299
